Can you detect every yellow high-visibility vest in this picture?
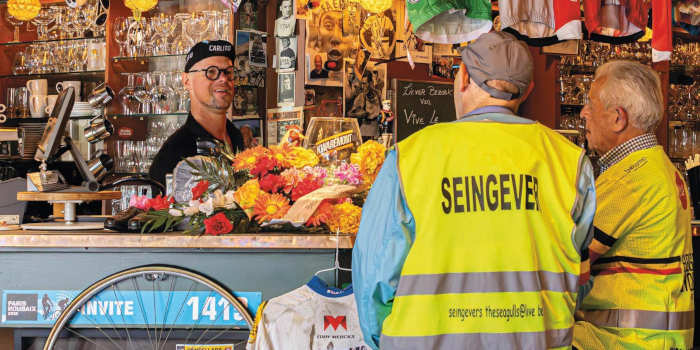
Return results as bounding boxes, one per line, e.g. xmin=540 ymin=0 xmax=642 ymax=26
xmin=573 ymin=146 xmax=694 ymax=350
xmin=381 ymin=116 xmax=586 ymax=349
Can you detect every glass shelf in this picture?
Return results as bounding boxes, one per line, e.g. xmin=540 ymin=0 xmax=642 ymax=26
xmin=112 ymin=54 xmax=186 ymax=63
xmin=109 ymin=113 xmax=188 ymax=118
xmin=0 ymin=36 xmax=105 ymax=47
xmin=0 ymin=70 xmax=105 ymax=79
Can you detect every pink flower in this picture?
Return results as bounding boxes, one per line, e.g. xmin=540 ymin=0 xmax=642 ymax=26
xmin=333 ymin=162 xmax=362 ymax=185
xmin=130 ymin=195 xmax=151 ymax=210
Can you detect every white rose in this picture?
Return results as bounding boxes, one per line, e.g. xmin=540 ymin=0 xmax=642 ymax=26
xmin=183 ymin=205 xmax=199 ymax=216
xmin=199 ymin=198 xmax=214 ymax=216
xmin=168 ymin=209 xmax=183 ymax=217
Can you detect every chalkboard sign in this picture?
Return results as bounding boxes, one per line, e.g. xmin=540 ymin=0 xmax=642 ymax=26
xmin=392 ymin=79 xmax=456 ymax=142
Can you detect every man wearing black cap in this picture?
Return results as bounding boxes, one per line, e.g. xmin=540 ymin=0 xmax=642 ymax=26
xmin=352 ymin=31 xmax=596 ymax=350
xmin=149 ymin=40 xmax=245 ymax=186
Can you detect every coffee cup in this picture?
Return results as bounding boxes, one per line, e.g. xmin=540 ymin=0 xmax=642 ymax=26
xmin=0 ymin=104 xmax=5 ymax=113
xmin=26 ymin=79 xmax=48 ymax=96
xmin=29 ymin=95 xmax=47 ymax=118
xmin=0 ymin=114 xmax=6 ymax=123
xmin=44 ymin=95 xmax=58 ymax=115
xmin=56 ymin=81 xmax=81 ymax=101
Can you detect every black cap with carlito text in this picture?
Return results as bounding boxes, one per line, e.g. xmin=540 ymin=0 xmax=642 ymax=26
xmin=184 ymin=40 xmax=236 ymax=73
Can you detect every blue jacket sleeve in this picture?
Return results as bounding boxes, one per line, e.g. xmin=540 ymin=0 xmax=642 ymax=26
xmin=352 ymin=150 xmax=415 ymax=350
xmin=572 ymin=155 xmax=596 ymax=307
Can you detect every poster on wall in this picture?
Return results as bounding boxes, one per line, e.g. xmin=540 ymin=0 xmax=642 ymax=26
xmin=431 ymin=55 xmax=457 ymax=80
xmin=343 ymin=58 xmax=387 ymax=139
xmin=358 ymin=9 xmax=397 ymax=60
xmin=235 ymin=30 xmax=266 ymax=87
xmin=304 ymin=1 xmax=359 ymax=86
xmin=266 ymin=108 xmax=304 ymax=146
xmin=393 ymin=0 xmax=431 ymax=64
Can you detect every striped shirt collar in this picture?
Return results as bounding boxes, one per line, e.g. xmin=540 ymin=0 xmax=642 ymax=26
xmin=598 ymin=133 xmax=658 ymax=173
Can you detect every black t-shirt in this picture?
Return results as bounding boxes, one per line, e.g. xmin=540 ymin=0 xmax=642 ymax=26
xmin=148 ymin=113 xmax=244 ymax=186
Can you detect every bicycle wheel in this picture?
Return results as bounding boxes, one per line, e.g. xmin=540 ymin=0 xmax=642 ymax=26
xmin=43 ymin=265 xmax=254 ymax=350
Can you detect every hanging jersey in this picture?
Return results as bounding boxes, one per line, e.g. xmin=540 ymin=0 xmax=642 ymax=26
xmin=584 ymin=0 xmax=672 ymax=62
xmin=498 ymin=0 xmax=583 ymax=45
xmin=407 ymin=0 xmax=493 ymax=44
xmin=247 ymin=277 xmax=370 ymax=350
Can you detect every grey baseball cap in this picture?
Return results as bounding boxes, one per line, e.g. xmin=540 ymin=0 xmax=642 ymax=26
xmin=459 ymin=31 xmax=533 ymax=100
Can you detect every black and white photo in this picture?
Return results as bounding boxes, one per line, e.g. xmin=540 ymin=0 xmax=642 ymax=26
xmin=343 ymin=58 xmax=387 ymax=140
xmin=235 ymin=30 xmax=265 ymax=87
xmin=249 ymin=31 xmax=267 ymax=67
xmin=275 ymin=0 xmax=295 ymax=37
xmin=277 ymin=36 xmax=297 ymax=71
xmin=277 ymin=72 xmax=295 ymax=106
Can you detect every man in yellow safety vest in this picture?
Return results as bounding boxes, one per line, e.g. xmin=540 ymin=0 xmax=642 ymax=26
xmin=572 ymin=61 xmax=694 ymax=349
xmin=352 ymin=31 xmax=596 ymax=350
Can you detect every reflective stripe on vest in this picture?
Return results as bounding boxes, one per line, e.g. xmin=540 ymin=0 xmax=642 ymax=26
xmin=381 ymin=327 xmax=572 ymax=349
xmin=580 ymin=309 xmax=694 ymax=331
xmin=396 ymin=271 xmax=580 ymax=296
xmin=383 ymin=118 xmax=586 ymax=349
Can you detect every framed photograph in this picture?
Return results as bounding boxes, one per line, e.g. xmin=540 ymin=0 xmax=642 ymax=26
xmin=276 ymin=36 xmax=297 ymax=71
xmin=358 ymin=9 xmax=397 ymax=60
xmin=275 ymin=0 xmax=296 ymax=37
xmin=277 ymin=72 xmax=296 ymax=107
xmin=266 ymin=107 xmax=304 ymax=146
xmin=232 ymin=86 xmax=258 ymax=117
xmin=431 ymin=55 xmax=457 ymax=80
xmin=343 ymin=58 xmax=387 ymax=120
xmin=304 ymin=6 xmax=356 ymax=86
xmin=231 ymin=118 xmax=263 ymax=149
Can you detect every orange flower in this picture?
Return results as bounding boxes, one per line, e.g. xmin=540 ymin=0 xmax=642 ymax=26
xmin=306 ymin=199 xmax=335 ymax=227
xmin=326 ymin=202 xmax=362 ymax=234
xmin=268 ymin=143 xmax=294 ymax=168
xmin=253 ymin=192 xmax=291 ymax=223
xmin=233 ymin=179 xmax=263 ymax=210
xmin=233 ymin=146 xmax=270 ymax=172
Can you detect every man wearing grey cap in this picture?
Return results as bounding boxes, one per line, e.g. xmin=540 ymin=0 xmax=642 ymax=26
xmin=352 ymin=31 xmax=596 ymax=350
xmin=149 ymin=40 xmax=245 ymax=186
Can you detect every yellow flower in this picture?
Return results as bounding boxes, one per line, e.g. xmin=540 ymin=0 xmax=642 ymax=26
xmin=253 ymin=192 xmax=291 ymax=224
xmin=350 ymin=140 xmax=387 ymax=186
xmin=289 ymin=147 xmax=319 ymax=169
xmin=233 ymin=179 xmax=263 ymax=210
xmin=233 ymin=146 xmax=269 ymax=172
xmin=269 ymin=143 xmax=294 ymax=168
xmin=326 ymin=202 xmax=362 ymax=234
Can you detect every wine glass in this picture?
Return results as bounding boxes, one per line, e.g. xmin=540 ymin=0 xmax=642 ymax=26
xmin=114 ymin=17 xmax=131 ymax=57
xmin=150 ymin=72 xmax=175 ymax=114
xmin=4 ymin=12 xmax=24 ymax=43
xmin=31 ymin=8 xmax=55 ymax=41
xmin=119 ymin=73 xmax=141 ymax=115
xmin=185 ymin=13 xmax=209 ymax=45
xmin=171 ymin=13 xmax=193 ymax=54
xmin=151 ymin=14 xmax=177 ymax=55
xmin=134 ymin=72 xmax=154 ymax=114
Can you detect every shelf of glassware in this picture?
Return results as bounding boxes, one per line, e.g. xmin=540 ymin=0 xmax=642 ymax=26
xmin=0 ymin=36 xmax=105 ymax=47
xmin=109 ymin=113 xmax=188 ymax=119
xmin=112 ymin=54 xmax=186 ymax=63
xmin=0 ymin=70 xmax=105 ymax=79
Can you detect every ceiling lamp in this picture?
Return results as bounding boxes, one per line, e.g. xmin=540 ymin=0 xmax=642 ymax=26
xmin=124 ymin=0 xmax=158 ymax=19
xmin=358 ymin=0 xmax=390 ymax=13
xmin=7 ymin=0 xmax=41 ymax=21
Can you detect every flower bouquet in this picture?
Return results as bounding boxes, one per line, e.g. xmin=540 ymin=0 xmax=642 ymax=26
xmin=138 ymin=140 xmax=387 ymax=235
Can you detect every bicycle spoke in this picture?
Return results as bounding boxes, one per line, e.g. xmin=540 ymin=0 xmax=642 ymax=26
xmin=131 ymin=277 xmax=156 ymax=350
xmin=63 ymin=326 xmax=120 ymax=350
xmin=111 ymin=284 xmax=135 ymax=350
xmin=75 ymin=312 xmax=126 ymax=350
xmin=159 ymin=280 xmax=198 ymax=350
xmin=194 ymin=293 xmax=235 ymax=344
xmin=183 ymin=289 xmax=216 ymax=344
xmin=152 ymin=278 xmax=159 ymax=350
xmin=87 ymin=294 xmax=125 ymax=346
xmin=156 ymin=274 xmax=177 ymax=350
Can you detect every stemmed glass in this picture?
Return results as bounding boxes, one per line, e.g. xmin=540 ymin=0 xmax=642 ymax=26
xmin=150 ymin=72 xmax=176 ymax=114
xmin=172 ymin=72 xmax=189 ymax=112
xmin=119 ymin=73 xmax=142 ymax=114
xmin=151 ymin=14 xmax=177 ymax=55
xmin=185 ymin=13 xmax=209 ymax=45
xmin=31 ymin=8 xmax=55 ymax=41
xmin=171 ymin=13 xmax=193 ymax=54
xmin=114 ymin=17 xmax=131 ymax=57
xmin=134 ymin=72 xmax=154 ymax=114
xmin=4 ymin=12 xmax=24 ymax=43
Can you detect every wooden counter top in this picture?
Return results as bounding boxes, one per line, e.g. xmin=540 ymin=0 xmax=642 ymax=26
xmin=0 ymin=230 xmax=354 ymax=249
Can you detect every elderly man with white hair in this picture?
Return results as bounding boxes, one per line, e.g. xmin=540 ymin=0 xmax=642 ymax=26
xmin=573 ymin=60 xmax=694 ymax=349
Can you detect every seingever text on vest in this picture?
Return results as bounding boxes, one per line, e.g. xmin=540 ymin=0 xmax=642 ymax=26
xmin=441 ymin=174 xmax=540 ymax=213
